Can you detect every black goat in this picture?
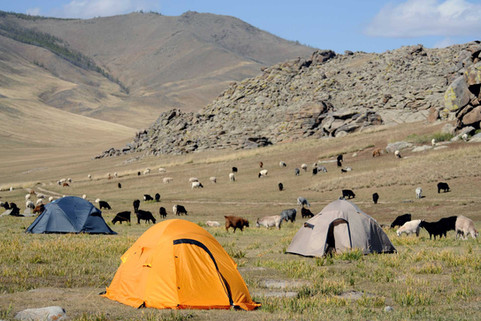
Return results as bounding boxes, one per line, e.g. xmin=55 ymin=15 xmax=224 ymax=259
xmin=341 ymin=189 xmax=355 ymax=199
xmin=99 ymin=200 xmax=111 ymax=210
xmin=420 ymin=216 xmax=457 ymax=239
xmin=144 ymin=194 xmax=154 ymax=201
xmin=301 ymin=207 xmax=314 ymax=218
xmin=133 ymin=199 xmax=140 ymax=212
xmin=278 ymin=182 xmax=284 ymax=191
xmin=136 ymin=209 xmax=156 ymax=224
xmin=437 ymin=182 xmax=450 ymax=193
xmin=118 ymin=183 xmax=122 ymax=189
xmin=390 ymin=213 xmax=412 ymax=229
xmin=232 ymin=166 xmax=238 ymax=173
xmin=155 ymin=193 xmax=160 ymax=202
xmin=112 ymin=211 xmax=131 ymax=225
xmin=159 ymin=206 xmax=167 ymax=219
xmin=372 ymin=192 xmax=379 ymax=204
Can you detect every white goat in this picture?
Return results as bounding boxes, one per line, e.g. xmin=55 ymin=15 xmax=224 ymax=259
xmin=279 ymin=161 xmax=287 ymax=167
xmin=191 ymin=181 xmax=204 ymax=189
xmin=301 ymin=164 xmax=308 ymax=171
xmin=229 ymin=173 xmax=236 ymax=182
xmin=256 ymin=215 xmax=283 ymax=229
xmin=189 ymin=177 xmax=199 ymax=183
xmin=456 ymin=215 xmax=478 ymax=240
xmin=163 ymin=177 xmax=173 ymax=183
xmin=415 ymin=187 xmax=422 ymax=199
xmin=396 ymin=220 xmax=421 ymax=237
xmin=258 ymin=169 xmax=268 ymax=178
xmin=209 ymin=176 xmax=217 ymax=183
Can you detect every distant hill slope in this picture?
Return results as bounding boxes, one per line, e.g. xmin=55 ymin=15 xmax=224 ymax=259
xmin=0 ymin=11 xmax=314 ymax=128
xmin=100 ymin=42 xmax=481 ymax=157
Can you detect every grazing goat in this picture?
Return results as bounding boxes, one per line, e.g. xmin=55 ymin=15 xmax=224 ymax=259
xmin=192 ymin=181 xmax=204 ymax=189
xmin=372 ymin=148 xmax=382 ymax=157
xmin=341 ymin=167 xmax=352 ymax=173
xmin=133 ymin=199 xmax=140 ymax=212
xmin=189 ymin=177 xmax=199 ymax=183
xmin=159 ymin=206 xmax=167 ymax=219
xmin=415 ymin=187 xmax=423 ymax=199
xmin=297 ymin=197 xmax=310 ymax=208
xmin=62 ymin=182 xmax=69 ymax=187
xmin=295 ymin=168 xmax=300 ymax=176
xmin=35 ymin=199 xmax=43 ymax=205
xmin=99 ymin=200 xmax=111 ymax=210
xmin=163 ymin=177 xmax=173 ymax=183
xmin=278 ymin=182 xmax=284 ymax=191
xmin=394 ymin=150 xmax=402 ymax=158
xmin=224 ymin=215 xmax=249 ymax=233
xmin=155 ymin=193 xmax=160 ymax=202
xmin=456 ymin=215 xmax=478 ymax=239
xmin=317 ymin=166 xmax=328 ymax=173
xmin=232 ymin=167 xmax=238 ymax=173
xmin=9 ymin=203 xmax=21 ymax=216
xmin=420 ymin=218 xmax=455 ymax=240
xmin=144 ymin=194 xmax=154 ymax=201
xmin=33 ymin=204 xmax=45 ymax=214
xmin=437 ymin=182 xmax=450 ymax=193
xmin=229 ymin=172 xmax=236 ymax=182
xmin=112 ymin=211 xmax=131 ymax=225
xmin=206 ymin=221 xmax=221 ymax=227
xmin=209 ymin=177 xmax=217 ymax=183
xmin=341 ymin=189 xmax=355 ymax=199
xmin=135 ymin=209 xmax=156 ymax=224
xmin=256 ymin=215 xmax=283 ymax=229
xmin=301 ymin=164 xmax=308 ymax=171
xmin=173 ymin=204 xmax=188 ymax=216
xmin=372 ymin=192 xmax=379 ymax=204
xmin=158 ymin=168 xmax=166 ymax=173
xmin=25 ymin=194 xmax=31 ymax=201
xmin=301 ymin=207 xmax=314 ymax=218
xmin=279 ymin=161 xmax=287 ymax=167
xmin=390 ymin=213 xmax=412 ymax=228
xmin=26 ymin=200 xmax=34 ymax=209
xmin=312 ymin=167 xmax=318 ymax=175
xmin=259 ymin=161 xmax=263 ymax=168
xmin=280 ymin=208 xmax=297 ymax=223
xmin=397 ymin=220 xmax=421 ymax=237
xmin=143 ymin=169 xmax=151 ymax=175
xmin=118 ymin=183 xmax=122 ymax=189
xmin=258 ymin=169 xmax=268 ymax=178
xmin=337 ymin=154 xmax=343 ymax=167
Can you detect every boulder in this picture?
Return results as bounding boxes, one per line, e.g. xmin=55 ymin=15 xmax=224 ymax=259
xmin=412 ymin=145 xmax=433 ymax=152
xmin=469 ymin=133 xmax=481 ymax=142
xmin=385 ymin=141 xmax=413 ymax=153
xmin=14 ymin=306 xmax=67 ymax=321
xmin=461 ymin=105 xmax=481 ymax=126
xmin=444 ymin=76 xmax=471 ymax=111
xmin=465 ymin=62 xmax=481 ymax=88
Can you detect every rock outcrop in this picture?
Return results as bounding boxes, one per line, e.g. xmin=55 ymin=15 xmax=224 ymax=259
xmin=97 ymin=42 xmax=479 ymax=158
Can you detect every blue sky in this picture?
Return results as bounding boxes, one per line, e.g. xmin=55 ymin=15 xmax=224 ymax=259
xmin=1 ymin=0 xmax=480 ymax=53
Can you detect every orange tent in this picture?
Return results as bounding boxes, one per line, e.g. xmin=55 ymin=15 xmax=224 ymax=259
xmin=102 ymin=219 xmax=260 ymax=311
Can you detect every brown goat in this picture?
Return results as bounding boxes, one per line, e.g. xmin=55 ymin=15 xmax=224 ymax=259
xmin=224 ymin=215 xmax=249 ymax=233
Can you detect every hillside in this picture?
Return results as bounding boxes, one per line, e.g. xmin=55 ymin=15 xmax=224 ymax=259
xmin=104 ymin=42 xmax=481 ymax=157
xmin=0 ymin=11 xmax=314 ymax=128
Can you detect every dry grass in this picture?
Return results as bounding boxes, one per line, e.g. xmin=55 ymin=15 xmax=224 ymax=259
xmin=1 ymin=121 xmax=481 ymax=320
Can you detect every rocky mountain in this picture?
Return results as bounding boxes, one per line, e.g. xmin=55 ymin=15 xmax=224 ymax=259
xmin=99 ymin=42 xmax=481 ymax=157
xmin=0 ymin=11 xmax=314 ymax=129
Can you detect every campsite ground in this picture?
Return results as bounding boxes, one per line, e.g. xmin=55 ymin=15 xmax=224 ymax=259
xmin=1 ymin=121 xmax=481 ymax=320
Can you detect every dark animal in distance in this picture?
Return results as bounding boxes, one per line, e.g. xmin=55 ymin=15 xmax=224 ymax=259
xmin=112 ymin=211 xmax=131 ymax=225
xmin=337 ymin=154 xmax=343 ymax=167
xmin=297 ymin=197 xmax=310 ymax=208
xmin=118 ymin=183 xmax=122 ymax=189
xmin=232 ymin=167 xmax=238 ymax=173
xmin=159 ymin=206 xmax=167 ymax=219
xmin=312 ymin=167 xmax=318 ymax=175
xmin=224 ymin=215 xmax=249 ymax=233
xmin=295 ymin=168 xmax=300 ymax=176
xmin=99 ymin=200 xmax=111 ymax=210
xmin=155 ymin=193 xmax=160 ymax=202
xmin=62 ymin=182 xmax=69 ymax=187
xmin=135 ymin=209 xmax=156 ymax=224
xmin=342 ymin=189 xmax=355 ymax=199
xmin=278 ymin=182 xmax=284 ymax=191
xmin=437 ymin=182 xmax=450 ymax=193
xmin=133 ymin=199 xmax=140 ymax=212
xmin=33 ymin=204 xmax=45 ymax=214
xmin=420 ymin=216 xmax=457 ymax=239
xmin=280 ymin=208 xmax=297 ymax=223
xmin=372 ymin=148 xmax=382 ymax=157
xmin=1 ymin=201 xmax=10 ymax=210
xmin=144 ymin=194 xmax=154 ymax=201
xmin=9 ymin=203 xmax=21 ymax=216
xmin=301 ymin=207 xmax=314 ymax=218
xmin=259 ymin=161 xmax=263 ymax=168
xmin=137 ymin=171 xmax=141 ymax=176
xmin=390 ymin=213 xmax=412 ymax=229
xmin=372 ymin=192 xmax=379 ymax=204
xmin=173 ymin=204 xmax=188 ymax=216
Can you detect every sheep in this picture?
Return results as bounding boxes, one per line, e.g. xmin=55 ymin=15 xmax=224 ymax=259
xmin=341 ymin=167 xmax=352 ymax=173
xmin=232 ymin=167 xmax=238 ymax=173
xmin=189 ymin=177 xmax=199 ymax=183
xmin=192 ymin=181 xmax=204 ymax=189
xmin=394 ymin=150 xmax=402 ymax=158
xmin=37 ymin=194 xmax=45 ymax=199
xmin=341 ymin=189 xmax=355 ymax=199
xmin=26 ymin=200 xmax=34 ymax=209
xmin=415 ymin=187 xmax=423 ymax=199
xmin=133 ymin=199 xmax=140 ymax=212
xmin=437 ymin=182 xmax=450 ymax=193
xmin=112 ymin=211 xmax=131 ymax=225
xmin=25 ymin=194 xmax=31 ymax=201
xmin=372 ymin=148 xmax=382 ymax=157
xmin=297 ymin=197 xmax=310 ymax=208
xmin=295 ymin=168 xmax=300 ymax=176
xmin=155 ymin=193 xmax=160 ymax=202
xmin=35 ymin=199 xmax=43 ymax=205
xmin=67 ymin=178 xmax=72 ymax=183
xmin=301 ymin=207 xmax=314 ymax=218
xmin=258 ymin=169 xmax=268 ymax=178
xmin=143 ymin=168 xmax=151 ymax=175
xmin=98 ymin=200 xmax=111 ymax=210
xmin=420 ymin=217 xmax=457 ymax=240
xmin=159 ymin=206 xmax=167 ymax=219
xmin=301 ymin=164 xmax=308 ymax=172
xmin=209 ymin=176 xmax=217 ymax=183
xmin=278 ymin=182 xmax=284 ymax=191
xmin=396 ymin=220 xmax=421 ymax=237
xmin=48 ymin=196 xmax=54 ymax=202
xmin=163 ymin=177 xmax=173 ymax=183
xmin=144 ymin=194 xmax=154 ymax=201
xmin=372 ymin=192 xmax=379 ymax=204
xmin=173 ymin=204 xmax=188 ymax=216
xmin=113 ymin=172 xmax=118 ymax=178
xmin=456 ymin=215 xmax=478 ymax=240
xmin=279 ymin=161 xmax=287 ymax=167
xmin=206 ymin=220 xmax=221 ymax=227
xmin=280 ymin=208 xmax=296 ymax=223
xmin=256 ymin=215 xmax=283 ymax=229
xmin=135 ymin=209 xmax=156 ymax=224
xmin=390 ymin=213 xmax=412 ymax=228
xmin=229 ymin=172 xmax=236 ymax=182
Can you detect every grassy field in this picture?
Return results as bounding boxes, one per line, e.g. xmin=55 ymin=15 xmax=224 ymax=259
xmin=1 ymin=121 xmax=480 ymax=320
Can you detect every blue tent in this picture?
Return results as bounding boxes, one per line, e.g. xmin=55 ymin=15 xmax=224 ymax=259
xmin=26 ymin=196 xmax=116 ymax=234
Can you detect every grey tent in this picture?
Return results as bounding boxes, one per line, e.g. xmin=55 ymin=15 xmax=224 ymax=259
xmin=286 ymin=199 xmax=395 ymax=256
xmin=26 ymin=196 xmax=116 ymax=234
